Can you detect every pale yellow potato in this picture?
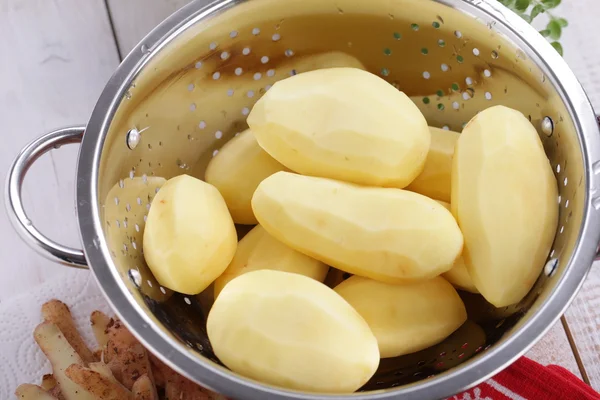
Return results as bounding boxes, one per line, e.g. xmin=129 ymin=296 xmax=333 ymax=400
xmin=436 ymin=201 xmax=478 ymax=294
xmin=248 ymin=67 xmax=430 ymax=188
xmin=143 ymin=175 xmax=237 ymax=295
xmin=214 ymin=225 xmax=329 ymax=298
xmin=406 ymin=127 xmax=459 ymax=202
xmin=443 ymin=257 xmax=479 ymax=294
xmin=252 ymin=172 xmax=463 ymax=282
xmin=335 ymin=276 xmax=467 ymax=358
xmin=452 ymin=105 xmax=558 ymax=307
xmin=207 ymin=270 xmax=379 ymax=393
xmin=205 ymin=129 xmax=288 ymax=225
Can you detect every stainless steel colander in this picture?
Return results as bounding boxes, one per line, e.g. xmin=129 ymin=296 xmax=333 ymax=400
xmin=6 ymin=0 xmax=600 ymax=398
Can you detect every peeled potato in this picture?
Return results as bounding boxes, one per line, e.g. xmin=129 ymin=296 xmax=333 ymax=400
xmin=436 ymin=201 xmax=478 ymax=294
xmin=248 ymin=67 xmax=430 ymax=188
xmin=443 ymin=257 xmax=479 ymax=294
xmin=207 ymin=270 xmax=380 ymax=393
xmin=406 ymin=127 xmax=459 ymax=202
xmin=205 ymin=129 xmax=288 ymax=225
xmin=213 ymin=225 xmax=329 ymax=298
xmin=143 ymin=175 xmax=237 ymax=295
xmin=452 ymin=105 xmax=558 ymax=307
xmin=335 ymin=276 xmax=467 ymax=358
xmin=289 ymin=51 xmax=366 ymax=71
xmin=252 ymin=172 xmax=463 ymax=282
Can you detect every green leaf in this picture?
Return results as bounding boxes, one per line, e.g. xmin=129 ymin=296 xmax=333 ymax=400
xmin=547 ymin=20 xmax=562 ymax=39
xmin=557 ymin=18 xmax=569 ymax=27
xmin=515 ymin=0 xmax=531 ymax=11
xmin=530 ymin=4 xmax=545 ymax=20
xmin=541 ymin=0 xmax=561 ymax=9
xmin=539 ymin=29 xmax=551 ymax=37
xmin=551 ymin=41 xmax=564 ymax=56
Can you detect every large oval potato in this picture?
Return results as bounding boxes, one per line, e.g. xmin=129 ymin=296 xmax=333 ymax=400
xmin=252 ymin=172 xmax=463 ymax=282
xmin=335 ymin=276 xmax=467 ymax=358
xmin=213 ymin=225 xmax=329 ymax=298
xmin=205 ymin=129 xmax=288 ymax=225
xmin=143 ymin=175 xmax=237 ymax=295
xmin=247 ymin=67 xmax=430 ymax=188
xmin=207 ymin=270 xmax=379 ymax=393
xmin=452 ymin=105 xmax=558 ymax=307
xmin=406 ymin=127 xmax=459 ymax=202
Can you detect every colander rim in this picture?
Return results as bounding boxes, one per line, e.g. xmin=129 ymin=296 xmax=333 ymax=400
xmin=77 ymin=0 xmax=600 ymax=399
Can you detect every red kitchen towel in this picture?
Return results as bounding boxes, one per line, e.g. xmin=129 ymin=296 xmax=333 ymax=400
xmin=450 ymin=357 xmax=600 ymax=400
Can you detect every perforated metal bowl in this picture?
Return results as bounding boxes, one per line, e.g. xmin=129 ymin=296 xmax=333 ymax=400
xmin=6 ymin=0 xmax=600 ymax=399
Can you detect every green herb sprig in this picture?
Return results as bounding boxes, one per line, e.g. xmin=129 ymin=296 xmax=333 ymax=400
xmin=498 ymin=0 xmax=567 ymax=55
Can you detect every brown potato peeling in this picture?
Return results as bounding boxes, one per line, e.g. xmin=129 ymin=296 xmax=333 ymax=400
xmin=89 ymin=362 xmax=118 ymax=382
xmin=65 ymin=364 xmax=132 ymax=400
xmin=14 ymin=383 xmax=57 ymax=400
xmin=40 ymin=374 xmax=57 ymax=391
xmin=132 ymin=375 xmax=159 ymax=400
xmin=105 ymin=320 xmax=154 ymax=390
xmin=33 ymin=322 xmax=95 ymax=400
xmin=19 ymin=303 xmax=226 ymax=400
xmin=90 ymin=311 xmax=113 ymax=349
xmin=41 ymin=300 xmax=96 ymax=363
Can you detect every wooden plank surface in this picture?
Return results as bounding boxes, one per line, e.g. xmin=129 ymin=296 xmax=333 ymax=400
xmin=106 ymin=0 xmax=192 ymax=56
xmin=565 ymin=267 xmax=600 ymax=388
xmin=0 ymin=0 xmax=120 ymax=302
xmin=526 ymin=319 xmax=582 ymax=379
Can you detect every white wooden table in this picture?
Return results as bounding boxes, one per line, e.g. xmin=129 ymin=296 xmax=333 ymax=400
xmin=1 ymin=0 xmax=598 ymax=391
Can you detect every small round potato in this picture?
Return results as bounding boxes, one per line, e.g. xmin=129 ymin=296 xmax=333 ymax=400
xmin=205 ymin=129 xmax=289 ymax=225
xmin=207 ymin=270 xmax=380 ymax=393
xmin=143 ymin=175 xmax=237 ymax=295
xmin=248 ymin=67 xmax=430 ymax=188
xmin=213 ymin=225 xmax=329 ymax=298
xmin=334 ymin=276 xmax=467 ymax=358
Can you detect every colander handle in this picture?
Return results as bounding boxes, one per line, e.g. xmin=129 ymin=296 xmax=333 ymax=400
xmin=5 ymin=126 xmax=88 ymax=269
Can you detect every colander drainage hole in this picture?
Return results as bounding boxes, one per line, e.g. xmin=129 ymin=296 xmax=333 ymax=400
xmin=128 ymin=269 xmax=141 ymax=287
xmin=544 ymin=258 xmax=559 ymax=277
